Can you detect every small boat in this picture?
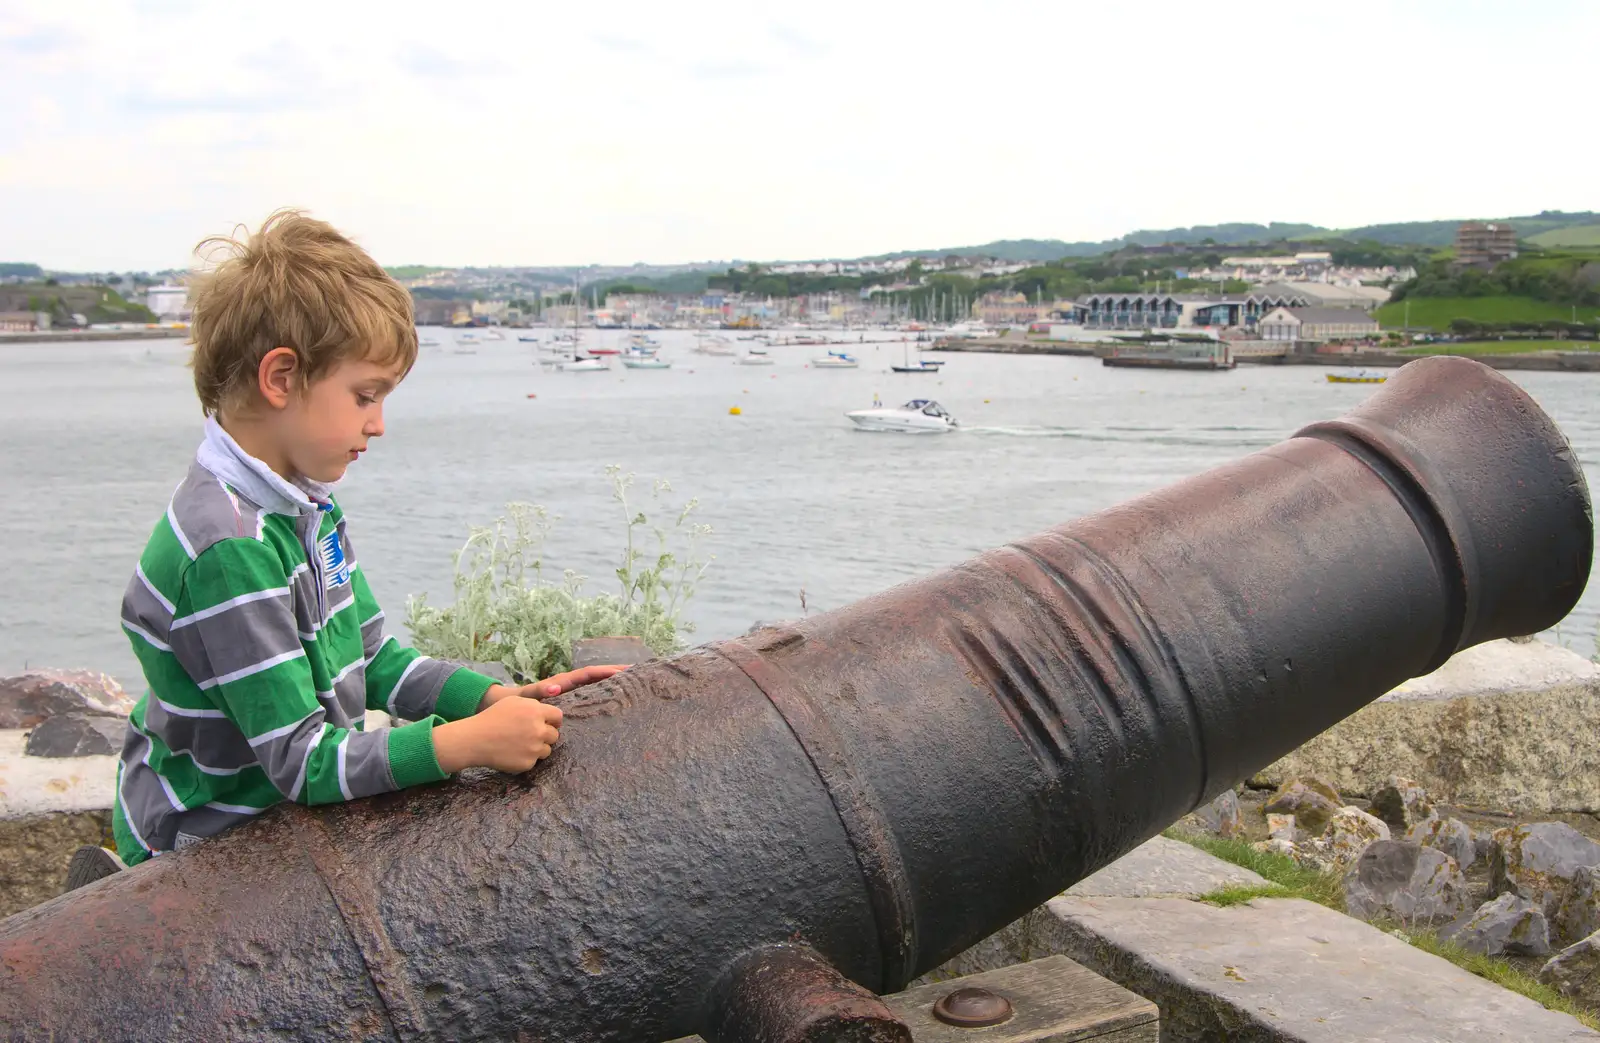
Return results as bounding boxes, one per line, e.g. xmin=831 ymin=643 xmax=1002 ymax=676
xmin=812 ymin=351 xmax=859 ymax=369
xmin=735 ymin=351 xmax=775 ymax=366
xmin=586 ymin=346 xmax=621 ymax=356
xmin=620 ymin=353 xmax=672 ymax=369
xmin=890 ymin=343 xmax=944 ymax=373
xmin=419 ymin=338 xmax=441 ymax=347
xmin=518 ymin=335 xmax=541 ymax=343
xmin=846 ymin=398 xmax=958 ymax=434
xmin=557 ymin=357 xmax=609 ymax=372
xmin=1326 ymin=368 xmax=1388 ymax=384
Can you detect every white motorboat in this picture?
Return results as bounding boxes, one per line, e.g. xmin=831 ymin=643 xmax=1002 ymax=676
xmin=812 ymin=351 xmax=859 ymax=369
xmin=846 ymin=398 xmax=958 ymax=433
xmin=735 ymin=350 xmax=774 ymax=366
xmin=557 ymin=357 xmax=609 ymax=372
xmin=620 ymin=353 xmax=672 ymax=369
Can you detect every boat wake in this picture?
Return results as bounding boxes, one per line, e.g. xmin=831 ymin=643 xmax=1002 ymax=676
xmin=963 ymin=425 xmax=1280 ymax=447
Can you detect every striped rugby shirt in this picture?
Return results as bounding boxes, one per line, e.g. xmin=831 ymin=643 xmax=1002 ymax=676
xmin=113 ymin=418 xmax=496 ymax=864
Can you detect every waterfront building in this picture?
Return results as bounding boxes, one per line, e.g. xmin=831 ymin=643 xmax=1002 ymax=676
xmin=977 ymin=292 xmax=1047 ymax=326
xmin=145 ymin=284 xmax=189 ymax=321
xmin=1072 ymin=288 xmax=1310 ymax=330
xmin=1256 ymin=281 xmax=1391 ymax=312
xmin=1455 ymin=221 xmax=1519 ymax=269
xmin=1257 ymin=307 xmax=1380 ymax=343
xmin=0 ymin=311 xmax=49 ymax=332
xmin=471 ymin=299 xmax=510 ymax=324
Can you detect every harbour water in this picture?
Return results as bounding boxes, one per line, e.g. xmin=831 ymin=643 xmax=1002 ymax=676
xmin=3 ymin=328 xmax=1596 ymax=690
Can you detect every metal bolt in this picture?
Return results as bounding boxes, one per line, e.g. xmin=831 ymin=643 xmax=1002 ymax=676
xmin=932 ymin=986 xmax=1014 ymax=1028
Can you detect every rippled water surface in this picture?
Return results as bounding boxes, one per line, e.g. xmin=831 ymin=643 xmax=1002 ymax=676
xmin=3 ymin=329 xmax=1596 ymax=688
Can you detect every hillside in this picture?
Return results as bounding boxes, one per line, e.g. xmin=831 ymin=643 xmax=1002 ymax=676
xmin=1373 ymin=296 xmax=1600 ymax=331
xmin=1528 ymin=224 xmax=1600 ymax=248
xmin=872 ymin=211 xmax=1600 ymax=262
xmin=0 ymin=283 xmax=155 ymax=325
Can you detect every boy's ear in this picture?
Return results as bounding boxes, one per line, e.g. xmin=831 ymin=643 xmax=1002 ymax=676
xmin=258 ymin=347 xmax=300 ymax=410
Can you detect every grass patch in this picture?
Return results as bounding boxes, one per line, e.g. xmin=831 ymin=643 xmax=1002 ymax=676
xmin=1164 ymin=829 xmax=1344 ymax=910
xmin=1401 ymin=339 xmax=1600 ymax=356
xmin=1407 ymin=930 xmax=1598 ymax=1030
xmin=1198 ymin=884 xmax=1288 ymax=907
xmin=1374 ymin=296 xmax=1600 ymax=331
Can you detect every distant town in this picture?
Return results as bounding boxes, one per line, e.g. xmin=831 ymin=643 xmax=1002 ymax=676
xmin=3 ymin=212 xmax=1597 ymax=361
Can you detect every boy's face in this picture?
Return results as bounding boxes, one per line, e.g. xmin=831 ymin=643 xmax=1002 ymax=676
xmin=280 ymin=356 xmax=404 ymax=484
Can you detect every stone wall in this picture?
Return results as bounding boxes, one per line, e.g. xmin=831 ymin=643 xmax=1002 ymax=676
xmin=1256 ymin=639 xmax=1600 ymax=814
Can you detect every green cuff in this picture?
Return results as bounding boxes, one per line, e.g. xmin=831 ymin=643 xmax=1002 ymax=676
xmin=434 ymin=667 xmax=500 ymax=722
xmin=388 ymin=717 xmax=449 ymax=788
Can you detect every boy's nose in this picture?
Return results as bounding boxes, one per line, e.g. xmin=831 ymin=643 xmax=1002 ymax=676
xmin=366 ymin=409 xmax=384 ymax=438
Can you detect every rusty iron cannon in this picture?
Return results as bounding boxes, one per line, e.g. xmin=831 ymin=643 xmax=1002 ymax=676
xmin=0 ymin=356 xmax=1592 ymax=1042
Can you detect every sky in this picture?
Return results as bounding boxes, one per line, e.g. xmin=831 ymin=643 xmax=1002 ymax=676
xmin=2 ymin=0 xmax=1597 ymax=271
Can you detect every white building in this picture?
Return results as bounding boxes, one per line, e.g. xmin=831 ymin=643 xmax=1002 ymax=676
xmin=145 ymin=285 xmax=189 ymax=320
xmin=1258 ymin=307 xmax=1380 ymax=343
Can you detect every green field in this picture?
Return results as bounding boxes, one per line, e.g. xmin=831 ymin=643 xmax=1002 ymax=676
xmin=1374 ymin=296 xmax=1600 ymax=330
xmin=1528 ymin=224 xmax=1600 ymax=248
xmin=1402 ymin=340 xmax=1600 ymax=356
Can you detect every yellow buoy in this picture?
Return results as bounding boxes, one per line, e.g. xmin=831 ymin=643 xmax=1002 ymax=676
xmin=728 ymin=406 xmax=742 ymax=415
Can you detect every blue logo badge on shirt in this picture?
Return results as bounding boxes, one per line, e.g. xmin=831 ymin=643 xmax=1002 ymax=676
xmin=319 ymin=530 xmax=351 ymax=588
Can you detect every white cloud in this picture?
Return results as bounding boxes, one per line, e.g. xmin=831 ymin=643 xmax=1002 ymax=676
xmin=2 ymin=0 xmax=1596 ymax=270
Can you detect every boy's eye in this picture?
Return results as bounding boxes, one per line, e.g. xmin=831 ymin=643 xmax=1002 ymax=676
xmin=356 ymin=393 xmax=376 ymax=406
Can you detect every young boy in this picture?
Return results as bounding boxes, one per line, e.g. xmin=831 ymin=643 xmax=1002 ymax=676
xmin=89 ymin=210 xmax=619 ymax=877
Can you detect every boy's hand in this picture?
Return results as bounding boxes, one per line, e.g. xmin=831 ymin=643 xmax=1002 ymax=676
xmin=434 ymin=698 xmax=564 ymax=774
xmin=479 ymin=665 xmax=629 ymax=708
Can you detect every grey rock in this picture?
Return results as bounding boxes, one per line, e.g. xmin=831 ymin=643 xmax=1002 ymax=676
xmin=569 ymin=636 xmax=654 ymax=670
xmin=1556 ymin=866 xmax=1600 ymax=948
xmin=1491 ymin=822 xmax=1600 ymax=918
xmin=1263 ymin=776 xmax=1343 ymax=834
xmin=0 ymin=671 xmax=133 ymax=729
xmin=1191 ymin=790 xmax=1244 ymax=839
xmin=461 ymin=660 xmax=513 ymax=683
xmin=1254 ymin=837 xmax=1299 ymax=858
xmin=1541 ymin=931 xmax=1600 ymax=1008
xmin=23 ymin=714 xmax=127 ymax=758
xmin=1408 ymin=816 xmax=1478 ymax=870
xmin=745 ymin=619 xmax=800 ymax=636
xmin=1448 ymin=893 xmax=1551 ymax=957
xmin=1267 ymin=812 xmax=1300 ymax=842
xmin=1370 ymin=775 xmax=1437 ymax=833
xmin=1067 ymin=836 xmax=1271 ymax=899
xmin=1343 ymin=840 xmax=1471 ymax=923
xmin=1322 ymin=805 xmax=1390 ymax=869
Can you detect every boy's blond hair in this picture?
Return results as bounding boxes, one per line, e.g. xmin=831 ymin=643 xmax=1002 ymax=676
xmin=188 ymin=209 xmax=417 ymax=416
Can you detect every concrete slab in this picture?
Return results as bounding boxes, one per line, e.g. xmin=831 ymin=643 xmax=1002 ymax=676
xmin=1041 ymin=896 xmax=1599 ymax=1042
xmin=925 ymin=838 xmax=1599 ymax=1042
xmin=1065 ymin=837 xmax=1275 ymax=899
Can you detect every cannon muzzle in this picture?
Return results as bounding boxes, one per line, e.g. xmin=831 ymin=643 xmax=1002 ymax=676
xmin=1 ymin=356 xmax=1591 ymax=1041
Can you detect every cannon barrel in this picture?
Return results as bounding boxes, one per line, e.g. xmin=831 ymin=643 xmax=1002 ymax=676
xmin=0 ymin=357 xmax=1591 ymax=1041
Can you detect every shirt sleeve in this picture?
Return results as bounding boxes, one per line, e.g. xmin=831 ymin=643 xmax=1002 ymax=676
xmin=349 ymin=554 xmax=497 ymax=722
xmin=172 ymin=537 xmax=451 ymax=801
